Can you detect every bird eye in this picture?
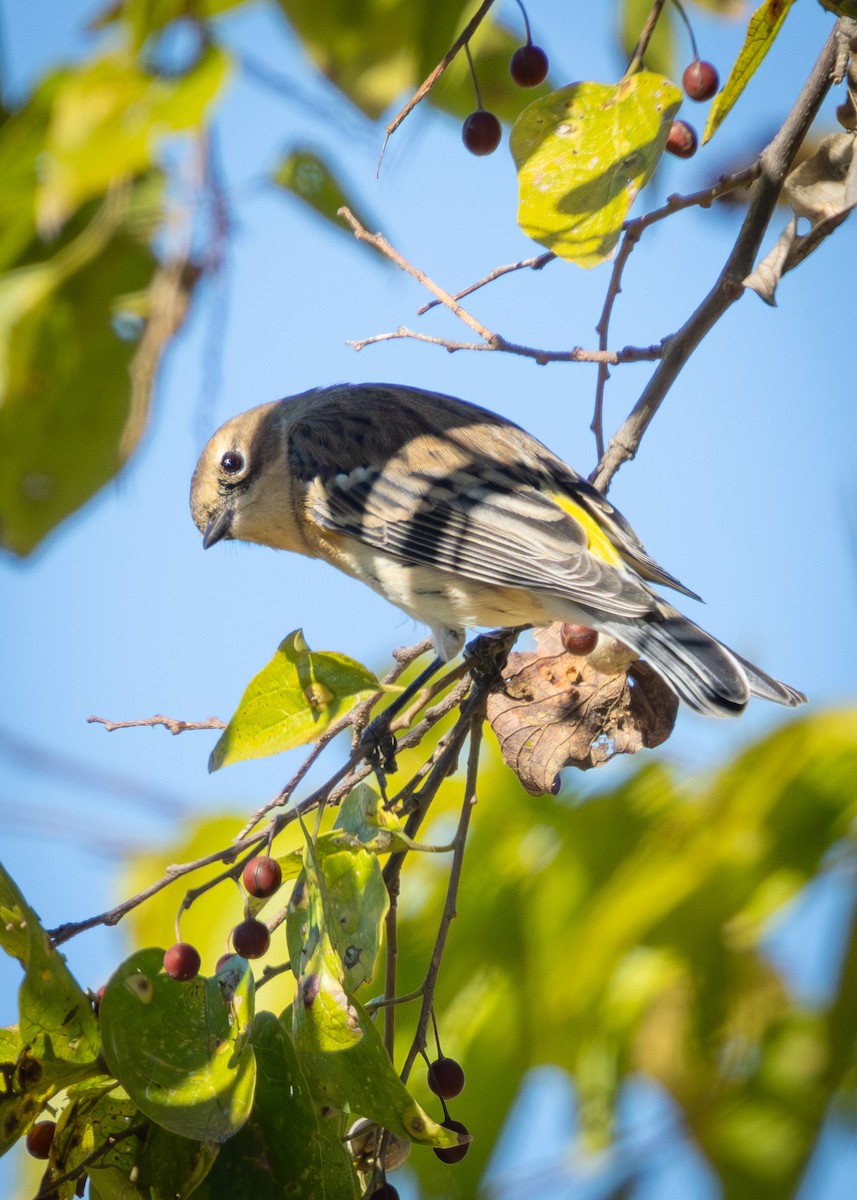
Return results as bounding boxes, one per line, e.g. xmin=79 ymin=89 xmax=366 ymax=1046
xmin=220 ymin=450 xmax=245 ymax=475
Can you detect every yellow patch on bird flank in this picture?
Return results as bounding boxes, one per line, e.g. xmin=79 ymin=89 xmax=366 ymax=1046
xmin=549 ymin=491 xmax=624 ymax=566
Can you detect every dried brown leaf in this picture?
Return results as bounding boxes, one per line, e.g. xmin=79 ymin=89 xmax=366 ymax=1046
xmin=745 ymin=132 xmax=857 ymax=303
xmin=486 ymin=624 xmax=678 ymax=794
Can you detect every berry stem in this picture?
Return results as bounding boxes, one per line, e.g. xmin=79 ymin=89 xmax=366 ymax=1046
xmin=463 ymin=42 xmax=483 ymax=109
xmin=514 ymin=0 xmax=533 ymax=47
xmin=670 ymin=0 xmax=700 ymax=65
xmin=430 ymin=1005 xmax=443 ymax=1057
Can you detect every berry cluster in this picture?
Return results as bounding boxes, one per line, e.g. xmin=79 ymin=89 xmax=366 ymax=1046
xmin=461 ymin=0 xmax=721 ymax=165
xmin=665 ymin=58 xmax=719 ymax=160
xmin=462 ymin=1 xmax=548 ymax=156
xmin=161 ymin=854 xmax=283 ymax=981
xmin=426 ymin=1053 xmax=471 ymax=1165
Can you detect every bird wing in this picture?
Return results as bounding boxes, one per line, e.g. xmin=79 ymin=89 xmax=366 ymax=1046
xmin=283 ymin=384 xmax=696 ymax=604
xmin=305 ymin=460 xmax=660 ymax=621
xmin=563 ymin=475 xmax=702 ymax=602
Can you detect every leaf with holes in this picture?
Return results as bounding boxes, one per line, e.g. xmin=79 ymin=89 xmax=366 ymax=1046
xmin=510 ymin=73 xmax=681 ymax=267
xmin=99 ymin=949 xmax=255 ymax=1143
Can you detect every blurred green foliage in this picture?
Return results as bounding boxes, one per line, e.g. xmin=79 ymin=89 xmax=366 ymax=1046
xmin=7 ymin=704 xmax=840 ymax=1198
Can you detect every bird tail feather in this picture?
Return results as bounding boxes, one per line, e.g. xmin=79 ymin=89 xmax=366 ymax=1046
xmin=601 ymin=605 xmax=806 ymax=718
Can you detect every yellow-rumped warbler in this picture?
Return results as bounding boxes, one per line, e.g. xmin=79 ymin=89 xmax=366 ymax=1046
xmin=190 ymin=383 xmax=805 ymax=717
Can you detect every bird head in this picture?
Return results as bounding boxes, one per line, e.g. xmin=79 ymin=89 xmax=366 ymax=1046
xmin=190 ymin=399 xmax=292 ymax=550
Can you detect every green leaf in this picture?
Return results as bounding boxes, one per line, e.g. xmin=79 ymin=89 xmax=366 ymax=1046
xmin=273 ymin=0 xmax=534 ymax=124
xmin=293 ymin=991 xmax=462 ymax=1150
xmin=702 ymin=0 xmax=797 ymax=144
xmin=99 ymin=948 xmax=256 ymax=1142
xmin=51 ymin=1082 xmax=146 ymax=1200
xmin=289 ymin=859 xmax=365 ymax=1054
xmin=303 ymin=833 xmax=389 ymax=992
xmin=0 ymin=214 xmax=157 ymax=556
xmin=0 ymin=863 xmax=104 ymax=1154
xmin=0 ymin=78 xmax=54 ymax=273
xmin=209 ymin=630 xmax=381 ymax=771
xmin=93 ymin=0 xmax=248 ymax=52
xmin=136 ymin=1121 xmax=220 ymax=1200
xmin=204 ymin=1011 xmax=358 ymax=1200
xmin=333 ymin=782 xmax=403 ymax=842
xmin=510 ymin=73 xmax=682 ymax=267
xmin=37 ymin=46 xmax=230 ymax=233
xmin=271 ymin=147 xmax=384 ymax=256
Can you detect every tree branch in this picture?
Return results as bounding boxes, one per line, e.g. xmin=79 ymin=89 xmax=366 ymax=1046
xmin=340 ymin=207 xmax=662 ymax=366
xmin=590 ymin=26 xmax=840 ymax=493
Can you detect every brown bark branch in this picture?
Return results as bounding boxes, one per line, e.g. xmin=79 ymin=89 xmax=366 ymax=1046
xmin=590 ymin=26 xmax=840 ymax=494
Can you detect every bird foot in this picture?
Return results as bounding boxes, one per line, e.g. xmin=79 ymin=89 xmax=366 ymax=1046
xmin=359 ymin=717 xmax=399 ymax=777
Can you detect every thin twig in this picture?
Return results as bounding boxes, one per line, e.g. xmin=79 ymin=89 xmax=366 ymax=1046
xmin=237 ymin=712 xmax=369 ymax=838
xmin=636 ymin=164 xmax=763 ymax=228
xmin=384 ymin=881 xmax=399 ymax=1059
xmin=87 ymin=714 xmax=225 ymax=734
xmin=626 ymin=0 xmax=670 ymax=77
xmin=340 ymin=207 xmax=502 ymax=345
xmin=591 ymin=165 xmax=761 ymax=458
xmin=399 ymin=709 xmax=484 ymax=1084
xmin=415 ymin=165 xmax=760 ymax=323
xmin=348 ymin=325 xmax=663 ymax=365
xmin=49 ymin=833 xmax=262 ymax=945
xmin=33 ymin=1123 xmax=148 ymax=1199
xmin=378 ymin=0 xmax=497 ymax=172
xmin=416 ymin=251 xmax=555 ymax=315
xmin=341 ymin=206 xmax=663 ymax=366
xmin=176 ymin=846 xmax=260 ymax=919
xmin=592 ymin=225 xmax=644 ymax=459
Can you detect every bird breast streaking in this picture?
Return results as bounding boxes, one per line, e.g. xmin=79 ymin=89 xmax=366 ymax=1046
xmin=190 ymin=382 xmax=806 ymax=718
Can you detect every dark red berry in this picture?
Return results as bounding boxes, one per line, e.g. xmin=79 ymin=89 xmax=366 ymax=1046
xmin=462 ymin=110 xmax=502 ymax=156
xmin=26 ymin=1121 xmax=56 ymax=1159
xmin=368 ymin=1185 xmax=399 ymax=1200
xmin=427 ymin=1056 xmax=465 ymax=1099
xmin=682 ymin=59 xmax=719 ymax=102
xmin=163 ymin=942 xmax=201 ymax=981
xmin=560 ymin=623 xmax=598 ymax=656
xmin=232 ymin=918 xmax=270 ymax=959
xmin=510 ymin=43 xmax=549 ymax=87
xmin=242 ymin=855 xmax=282 ymax=898
xmin=433 ymin=1118 xmax=470 ymax=1164
xmin=665 ymin=120 xmax=698 ymax=159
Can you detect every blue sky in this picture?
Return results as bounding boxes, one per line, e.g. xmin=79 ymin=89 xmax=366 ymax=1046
xmin=1 ymin=1 xmax=856 ymax=1195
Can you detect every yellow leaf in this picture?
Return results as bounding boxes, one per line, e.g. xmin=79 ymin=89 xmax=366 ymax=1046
xmin=510 ymin=74 xmax=682 ymax=267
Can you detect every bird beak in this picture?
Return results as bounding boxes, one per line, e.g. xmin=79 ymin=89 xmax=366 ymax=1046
xmin=203 ymin=506 xmax=233 ymax=549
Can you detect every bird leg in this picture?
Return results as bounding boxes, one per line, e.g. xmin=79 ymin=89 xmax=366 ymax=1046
xmin=461 ymin=625 xmax=527 ymax=692
xmin=359 ymin=654 xmax=446 ymax=776
xmin=359 ymin=625 xmax=528 ymax=777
